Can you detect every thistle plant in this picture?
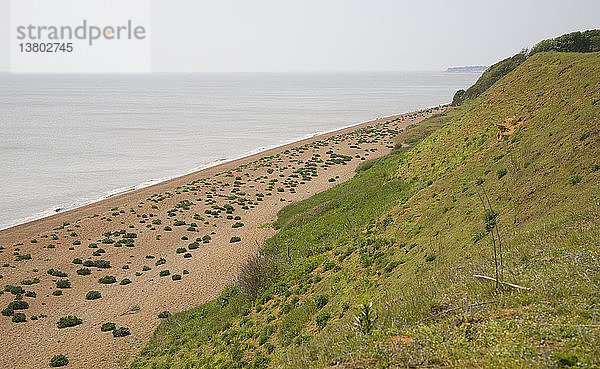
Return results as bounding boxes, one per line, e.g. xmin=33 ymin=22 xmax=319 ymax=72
xmin=354 ymin=296 xmax=376 ymax=335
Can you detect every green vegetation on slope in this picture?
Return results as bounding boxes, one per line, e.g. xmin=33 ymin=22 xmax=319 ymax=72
xmin=453 ymin=30 xmax=600 ymax=106
xmin=130 ymin=52 xmax=600 ymax=368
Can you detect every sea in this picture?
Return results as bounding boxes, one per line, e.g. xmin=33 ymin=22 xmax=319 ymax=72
xmin=0 ymin=72 xmax=480 ymax=230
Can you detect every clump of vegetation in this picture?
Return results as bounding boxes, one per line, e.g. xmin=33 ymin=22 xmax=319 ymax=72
xmin=4 ymin=285 xmax=25 ymax=295
xmin=101 ymin=322 xmax=115 ymax=332
xmin=315 ymin=311 xmax=331 ymax=330
xmin=113 ymin=327 xmax=131 ymax=337
xmin=85 ymin=290 xmax=101 ymax=300
xmin=158 ymin=311 xmax=171 ymax=319
xmin=354 ymin=297 xmax=376 ymax=335
xmin=12 ymin=313 xmax=26 ymax=323
xmin=47 ymin=269 xmax=67 ymax=277
xmin=98 ymin=276 xmax=116 ymax=284
xmin=49 ymin=354 xmax=69 ymax=367
xmin=56 ymin=279 xmax=71 ymax=289
xmin=229 ymin=236 xmax=241 ymax=243
xmin=57 ymin=315 xmax=82 ymax=328
xmin=159 ymin=270 xmax=170 ymax=277
xmin=77 ymin=268 xmax=91 ymax=275
xmin=83 ymin=259 xmax=111 ymax=269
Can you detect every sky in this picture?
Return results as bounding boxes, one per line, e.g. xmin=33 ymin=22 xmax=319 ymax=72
xmin=1 ymin=0 xmax=599 ymax=72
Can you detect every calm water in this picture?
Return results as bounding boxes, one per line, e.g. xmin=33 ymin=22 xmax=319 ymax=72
xmin=0 ymin=72 xmax=480 ymax=229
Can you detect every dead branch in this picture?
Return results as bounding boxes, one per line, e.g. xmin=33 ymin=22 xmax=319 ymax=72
xmin=473 ymin=274 xmax=531 ymax=290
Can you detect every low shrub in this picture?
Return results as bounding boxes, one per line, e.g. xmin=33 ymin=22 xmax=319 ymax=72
xmin=569 ymin=175 xmax=582 ymax=185
xmin=159 ymin=270 xmax=170 ymax=277
xmin=4 ymin=285 xmax=25 ymax=295
xmin=112 ymin=327 xmax=131 ymax=337
xmin=171 ymin=274 xmax=182 ymax=281
xmin=12 ymin=313 xmax=26 ymax=323
xmin=98 ymin=276 xmax=116 ymax=284
xmin=315 ymin=294 xmax=329 ymax=309
xmin=315 ymin=311 xmax=331 ymax=329
xmin=85 ymin=290 xmax=101 ymax=300
xmin=230 ymin=236 xmax=241 ymax=243
xmin=8 ymin=300 xmax=29 ymax=310
xmin=120 ymin=278 xmax=131 ymax=285
xmin=56 ymin=279 xmax=71 ymax=289
xmin=49 ymin=354 xmax=69 ymax=367
xmin=47 ymin=269 xmax=67 ymax=277
xmin=57 ymin=315 xmax=82 ymax=328
xmin=52 ymin=290 xmax=63 ymax=296
xmin=77 ymin=268 xmax=91 ymax=276
xmin=158 ymin=311 xmax=171 ymax=319
xmin=20 ymin=277 xmax=40 ymax=286
xmin=101 ymin=322 xmax=115 ymax=331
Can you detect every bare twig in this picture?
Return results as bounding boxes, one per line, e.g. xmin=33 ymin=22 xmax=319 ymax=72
xmin=473 ymin=274 xmax=530 ymax=290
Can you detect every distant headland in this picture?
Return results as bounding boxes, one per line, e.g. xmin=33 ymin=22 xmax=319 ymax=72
xmin=445 ymin=65 xmax=487 ymax=73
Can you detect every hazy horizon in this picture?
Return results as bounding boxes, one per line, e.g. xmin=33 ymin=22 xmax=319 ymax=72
xmin=1 ymin=0 xmax=599 ymax=73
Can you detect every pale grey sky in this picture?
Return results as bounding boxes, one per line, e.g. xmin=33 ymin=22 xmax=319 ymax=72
xmin=2 ymin=0 xmax=600 ymax=72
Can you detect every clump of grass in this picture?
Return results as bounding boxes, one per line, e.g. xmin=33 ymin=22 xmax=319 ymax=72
xmin=230 ymin=237 xmax=241 ymax=243
xmin=159 ymin=270 xmax=170 ymax=277
xmin=120 ymin=278 xmax=131 ymax=285
xmin=172 ymin=274 xmax=182 ymax=281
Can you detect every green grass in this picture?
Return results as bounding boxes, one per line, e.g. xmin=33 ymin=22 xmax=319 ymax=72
xmin=129 ymin=52 xmax=600 ymax=369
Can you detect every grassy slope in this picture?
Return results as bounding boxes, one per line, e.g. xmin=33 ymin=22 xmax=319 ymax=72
xmin=130 ymin=52 xmax=600 ymax=369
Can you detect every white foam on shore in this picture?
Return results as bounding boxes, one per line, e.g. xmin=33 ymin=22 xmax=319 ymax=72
xmin=0 ymin=113 xmax=404 ymax=231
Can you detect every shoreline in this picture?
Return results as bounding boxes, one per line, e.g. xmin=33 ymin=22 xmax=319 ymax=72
xmin=0 ymin=104 xmax=445 ymax=368
xmin=0 ymin=106 xmax=444 ymax=235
